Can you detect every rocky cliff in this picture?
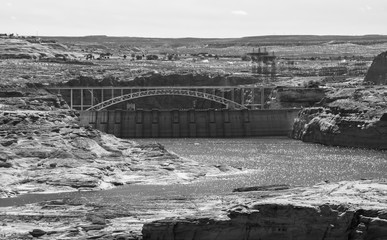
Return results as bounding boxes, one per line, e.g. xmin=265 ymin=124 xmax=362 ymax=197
xmin=364 ymin=51 xmax=387 ymax=85
xmin=142 ymin=179 xmax=387 ymax=240
xmin=291 ymin=87 xmax=387 ymax=149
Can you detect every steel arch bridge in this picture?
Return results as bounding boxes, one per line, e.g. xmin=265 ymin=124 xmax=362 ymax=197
xmin=46 ymin=86 xmax=267 ymax=111
xmin=85 ymin=89 xmax=246 ymax=111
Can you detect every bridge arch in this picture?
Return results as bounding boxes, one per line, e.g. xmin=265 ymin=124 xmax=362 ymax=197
xmin=86 ymin=89 xmax=247 ymax=111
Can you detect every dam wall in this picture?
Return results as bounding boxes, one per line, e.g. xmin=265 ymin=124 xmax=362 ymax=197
xmin=79 ymin=109 xmax=300 ymax=138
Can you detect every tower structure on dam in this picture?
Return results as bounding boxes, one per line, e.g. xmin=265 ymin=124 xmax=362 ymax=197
xmin=247 ymin=48 xmax=277 ymax=83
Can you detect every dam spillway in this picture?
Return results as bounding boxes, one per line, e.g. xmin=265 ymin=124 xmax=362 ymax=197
xmin=79 ymin=109 xmax=300 ymax=138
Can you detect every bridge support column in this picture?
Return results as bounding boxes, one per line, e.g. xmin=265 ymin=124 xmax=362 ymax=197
xmin=151 ymin=110 xmax=159 ymax=138
xmin=208 ymin=110 xmax=217 ymax=137
xmin=80 ymin=89 xmax=84 ymax=111
xmin=189 ymin=110 xmax=196 ymax=137
xmin=97 ymin=111 xmax=108 ymax=133
xmin=91 ymin=89 xmax=94 ymax=106
xmin=121 ymin=110 xmax=135 ymax=138
xmin=243 ymin=109 xmax=251 ymax=137
xmin=107 ymin=110 xmax=115 ymax=134
xmin=172 ymin=110 xmax=180 ymax=138
xmin=113 ymin=110 xmax=122 ymax=137
xmin=135 ymin=110 xmax=143 ymax=138
xmin=222 ymin=109 xmax=231 ymax=137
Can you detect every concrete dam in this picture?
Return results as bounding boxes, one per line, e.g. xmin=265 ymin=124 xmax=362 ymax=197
xmin=79 ymin=109 xmax=300 ymax=138
xmin=48 ymin=85 xmax=300 ymax=138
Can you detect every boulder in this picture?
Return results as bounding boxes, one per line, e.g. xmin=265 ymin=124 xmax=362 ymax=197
xmin=29 ymin=229 xmax=46 ymax=237
xmin=364 ymin=51 xmax=387 ymax=85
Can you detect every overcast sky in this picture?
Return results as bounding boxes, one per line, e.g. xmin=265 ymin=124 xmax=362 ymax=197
xmin=2 ymin=0 xmax=387 ymax=38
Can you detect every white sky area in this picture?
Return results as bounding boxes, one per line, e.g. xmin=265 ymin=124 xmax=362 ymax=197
xmin=1 ymin=0 xmax=387 ymax=38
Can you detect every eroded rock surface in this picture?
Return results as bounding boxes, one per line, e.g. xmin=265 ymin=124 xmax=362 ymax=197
xmin=291 ymin=86 xmax=387 ymax=149
xmin=142 ymin=180 xmax=387 ymax=240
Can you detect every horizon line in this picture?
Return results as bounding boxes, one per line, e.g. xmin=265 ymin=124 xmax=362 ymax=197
xmin=14 ymin=34 xmax=387 ymax=39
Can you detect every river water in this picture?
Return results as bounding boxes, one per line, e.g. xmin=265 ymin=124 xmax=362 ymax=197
xmin=1 ymin=137 xmax=386 ymax=206
xmin=137 ymin=137 xmax=387 ymax=188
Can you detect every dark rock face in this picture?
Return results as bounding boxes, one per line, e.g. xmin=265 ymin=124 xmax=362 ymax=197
xmin=364 ymin=51 xmax=387 ymax=85
xmin=268 ymin=87 xmax=326 ymax=109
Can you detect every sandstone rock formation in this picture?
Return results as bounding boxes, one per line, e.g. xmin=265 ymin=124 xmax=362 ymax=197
xmin=142 ymin=179 xmax=387 ymax=240
xmin=291 ymin=87 xmax=387 ymax=149
xmin=364 ymin=51 xmax=387 ymax=85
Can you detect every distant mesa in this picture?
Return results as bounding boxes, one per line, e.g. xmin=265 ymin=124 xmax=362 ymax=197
xmin=364 ymin=51 xmax=387 ymax=85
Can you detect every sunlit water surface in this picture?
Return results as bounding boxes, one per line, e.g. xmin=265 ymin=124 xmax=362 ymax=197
xmin=137 ymin=137 xmax=387 ymax=188
xmin=1 ymin=137 xmax=386 ymax=206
